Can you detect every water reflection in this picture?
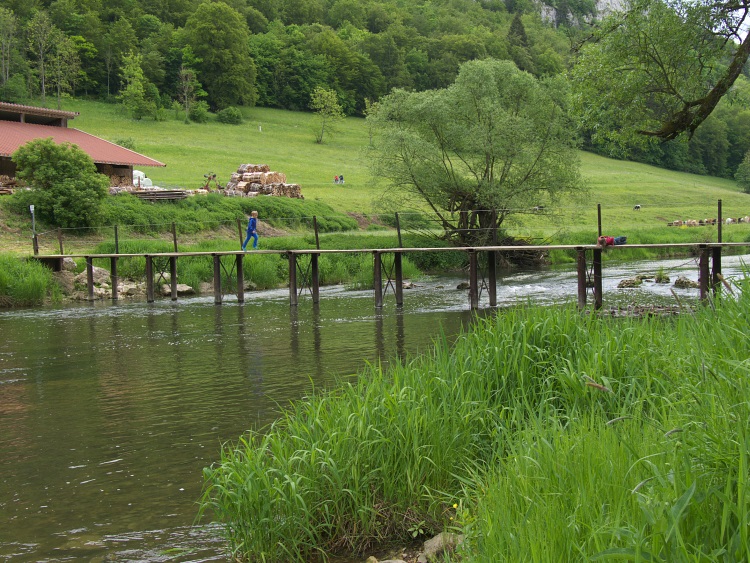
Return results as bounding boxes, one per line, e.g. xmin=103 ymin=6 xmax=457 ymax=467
xmin=1 ymin=256 xmax=748 ymax=561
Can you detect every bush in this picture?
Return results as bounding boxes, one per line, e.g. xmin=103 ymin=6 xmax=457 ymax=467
xmin=216 ymin=106 xmax=243 ymax=124
xmin=189 ymin=101 xmax=210 ymax=123
xmin=12 ymin=138 xmax=110 ymax=229
xmin=113 ymin=137 xmax=137 ymax=151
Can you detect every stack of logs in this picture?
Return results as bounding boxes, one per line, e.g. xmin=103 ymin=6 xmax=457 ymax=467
xmin=0 ymin=174 xmax=16 ymax=195
xmin=224 ymin=163 xmax=304 ymax=199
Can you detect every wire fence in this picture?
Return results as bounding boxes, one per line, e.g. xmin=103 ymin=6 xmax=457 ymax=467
xmin=7 ymin=198 xmax=750 ymax=256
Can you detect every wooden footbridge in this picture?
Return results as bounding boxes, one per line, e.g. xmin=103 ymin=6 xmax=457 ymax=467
xmin=34 ymin=241 xmax=743 ymax=310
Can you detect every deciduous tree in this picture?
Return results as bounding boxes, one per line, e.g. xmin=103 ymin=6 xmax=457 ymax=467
xmin=12 ymin=138 xmax=109 ymax=229
xmin=27 ymin=10 xmax=56 ymax=104
xmin=183 ymin=2 xmax=256 ymax=109
xmin=310 ymin=86 xmax=344 ymax=143
xmin=48 ymin=30 xmax=80 ymax=109
xmin=0 ymin=7 xmax=16 ymax=87
xmin=368 ymin=59 xmax=584 ymax=245
xmin=571 ymin=0 xmax=750 ymax=150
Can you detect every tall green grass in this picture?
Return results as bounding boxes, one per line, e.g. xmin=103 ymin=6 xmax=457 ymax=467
xmin=0 ymin=254 xmax=61 ymax=306
xmin=201 ymin=280 xmax=750 ymax=562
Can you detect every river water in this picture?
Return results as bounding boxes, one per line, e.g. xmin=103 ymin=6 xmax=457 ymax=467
xmin=1 ymin=255 xmax=747 ymax=562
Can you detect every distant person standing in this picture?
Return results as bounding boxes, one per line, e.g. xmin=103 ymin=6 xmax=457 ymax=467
xmin=338 ymin=174 xmax=344 ymax=184
xmin=242 ymin=210 xmax=259 ymax=251
xmin=334 ymin=175 xmax=339 ymax=184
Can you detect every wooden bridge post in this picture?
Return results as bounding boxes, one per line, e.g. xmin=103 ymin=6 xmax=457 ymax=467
xmin=699 ymin=245 xmax=710 ymax=304
xmin=213 ymin=254 xmax=222 ymax=304
xmin=311 ymin=253 xmax=320 ymax=304
xmin=593 ymin=248 xmax=603 ymax=310
xmin=114 ymin=225 xmax=119 ymax=254
xmin=170 ymin=256 xmax=178 ymax=301
xmin=236 ymin=254 xmax=245 ymax=303
xmin=487 ymin=250 xmax=497 ymax=307
xmin=394 ymin=252 xmax=403 ymax=306
xmin=145 ymin=255 xmax=154 ymax=302
xmin=86 ymin=256 xmax=94 ymax=301
xmin=469 ymin=250 xmax=479 ymax=309
xmin=711 ymin=245 xmax=722 ymax=297
xmin=110 ymin=256 xmax=119 ymax=300
xmin=374 ymin=251 xmax=383 ymax=308
xmin=288 ymin=252 xmax=298 ymax=306
xmin=576 ymin=248 xmax=586 ymax=310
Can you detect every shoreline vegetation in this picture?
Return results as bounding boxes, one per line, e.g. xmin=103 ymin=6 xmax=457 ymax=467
xmin=201 ymin=278 xmax=750 ymax=562
xmin=3 ymin=224 xmax=750 ymax=307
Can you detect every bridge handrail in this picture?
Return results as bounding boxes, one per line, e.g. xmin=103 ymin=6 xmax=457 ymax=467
xmin=32 ymin=241 xmax=750 ymax=260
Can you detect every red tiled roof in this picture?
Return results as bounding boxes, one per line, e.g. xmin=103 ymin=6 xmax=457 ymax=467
xmin=0 ymin=121 xmax=165 ymax=167
xmin=0 ymin=101 xmax=79 ymax=119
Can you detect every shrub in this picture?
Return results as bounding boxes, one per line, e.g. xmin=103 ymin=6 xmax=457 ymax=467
xmin=216 ymin=106 xmax=243 ymax=124
xmin=189 ymin=101 xmax=210 ymax=123
xmin=12 ymin=138 xmax=110 ymax=229
xmin=113 ymin=137 xmax=137 ymax=151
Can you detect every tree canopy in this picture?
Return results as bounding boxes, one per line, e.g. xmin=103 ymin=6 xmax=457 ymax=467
xmin=368 ymin=58 xmax=584 ymax=245
xmin=571 ymin=0 xmax=750 ymax=150
xmin=12 ymin=138 xmax=110 ymax=229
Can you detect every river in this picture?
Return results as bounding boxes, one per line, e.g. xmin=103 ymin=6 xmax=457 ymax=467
xmin=1 ymin=254 xmax=746 ymax=561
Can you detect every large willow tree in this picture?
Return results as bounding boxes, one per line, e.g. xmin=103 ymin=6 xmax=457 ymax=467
xmin=367 ymin=58 xmax=584 ymax=245
xmin=571 ymin=0 xmax=750 ymax=150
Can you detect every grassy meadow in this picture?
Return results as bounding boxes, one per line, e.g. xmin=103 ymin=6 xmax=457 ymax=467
xmin=57 ymin=98 xmax=750 ymax=242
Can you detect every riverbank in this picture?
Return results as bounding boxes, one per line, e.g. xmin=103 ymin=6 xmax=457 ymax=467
xmin=202 ymin=276 xmax=750 ymax=561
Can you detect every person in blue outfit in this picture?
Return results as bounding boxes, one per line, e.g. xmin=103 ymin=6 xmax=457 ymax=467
xmin=242 ymin=210 xmax=259 ymax=251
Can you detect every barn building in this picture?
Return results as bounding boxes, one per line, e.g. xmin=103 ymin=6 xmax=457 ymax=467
xmin=0 ymin=102 xmax=165 ymax=188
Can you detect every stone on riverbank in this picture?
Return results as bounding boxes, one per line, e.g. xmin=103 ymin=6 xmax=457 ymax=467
xmin=160 ymin=283 xmax=196 ymax=296
xmin=674 ymin=276 xmax=699 ymax=289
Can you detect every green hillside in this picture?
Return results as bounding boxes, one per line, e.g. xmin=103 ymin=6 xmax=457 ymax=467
xmin=62 ymin=99 xmax=750 ymax=240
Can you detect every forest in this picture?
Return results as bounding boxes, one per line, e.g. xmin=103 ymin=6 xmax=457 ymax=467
xmin=2 ymin=0 xmax=750 ymax=181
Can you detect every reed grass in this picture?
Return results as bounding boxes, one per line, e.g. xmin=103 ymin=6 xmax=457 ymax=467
xmin=201 ymin=277 xmax=750 ymax=562
xmin=0 ymin=253 xmax=61 ymax=306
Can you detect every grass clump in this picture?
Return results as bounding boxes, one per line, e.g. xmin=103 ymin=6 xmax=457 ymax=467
xmin=201 ymin=280 xmax=750 ymax=561
xmin=0 ymin=254 xmax=61 ymax=306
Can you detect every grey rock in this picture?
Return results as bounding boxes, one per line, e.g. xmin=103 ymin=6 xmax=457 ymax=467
xmin=62 ymin=257 xmax=77 ymax=271
xmin=617 ymin=277 xmax=642 ymax=289
xmin=674 ymin=276 xmax=699 ymax=289
xmin=423 ymin=532 xmax=464 ymax=561
xmin=74 ymin=266 xmax=111 ymax=287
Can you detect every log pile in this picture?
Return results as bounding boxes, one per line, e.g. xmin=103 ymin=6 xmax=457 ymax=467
xmin=0 ymin=175 xmax=16 ymax=194
xmin=224 ymin=163 xmax=304 ymax=199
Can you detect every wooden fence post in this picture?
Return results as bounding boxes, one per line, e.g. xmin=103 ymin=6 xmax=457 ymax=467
xmin=374 ymin=251 xmax=383 ymax=308
xmin=213 ymin=254 xmax=222 ymax=304
xmin=236 ymin=254 xmax=245 ymax=303
xmin=576 ymin=248 xmax=587 ymax=310
xmin=469 ymin=250 xmax=478 ymax=309
xmin=288 ymin=253 xmax=298 ymax=306
xmin=593 ymin=248 xmax=603 ymax=310
xmin=110 ymin=256 xmax=118 ymax=300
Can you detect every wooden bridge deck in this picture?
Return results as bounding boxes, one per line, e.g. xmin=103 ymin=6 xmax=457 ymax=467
xmin=32 ymin=241 xmax=748 ymax=309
